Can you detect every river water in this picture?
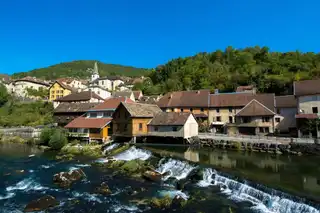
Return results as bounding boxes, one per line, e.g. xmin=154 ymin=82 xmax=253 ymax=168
xmin=0 ymin=143 xmax=319 ymax=213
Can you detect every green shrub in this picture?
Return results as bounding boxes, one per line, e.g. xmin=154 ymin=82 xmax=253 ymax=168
xmin=70 ymin=139 xmax=81 ymax=146
xmin=40 ymin=128 xmax=55 ymax=145
xmin=49 ymin=129 xmax=68 ymax=150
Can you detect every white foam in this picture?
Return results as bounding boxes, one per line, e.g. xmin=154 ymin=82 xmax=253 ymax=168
xmin=28 ymin=154 xmax=35 ymax=158
xmin=113 ymin=204 xmax=141 ymax=212
xmin=40 ymin=164 xmax=54 ymax=169
xmin=114 ymin=147 xmax=151 ymax=161
xmin=74 ymin=164 xmax=91 ymax=167
xmin=0 ymin=192 xmax=15 ymax=200
xmin=156 ymin=158 xmax=195 ymax=180
xmin=72 ymin=191 xmax=102 ymax=203
xmin=207 ymin=171 xmax=320 ymax=213
xmin=197 ymin=168 xmax=215 ymax=187
xmin=94 ymin=158 xmax=109 ymax=163
xmin=6 ymin=178 xmax=47 ymax=192
xmin=103 ymin=143 xmax=119 ymax=155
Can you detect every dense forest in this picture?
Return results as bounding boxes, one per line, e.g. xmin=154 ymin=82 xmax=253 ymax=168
xmin=134 ymin=46 xmax=320 ymax=95
xmin=11 ymin=60 xmax=149 ymax=80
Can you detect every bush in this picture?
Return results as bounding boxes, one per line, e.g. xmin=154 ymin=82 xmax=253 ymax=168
xmin=40 ymin=128 xmax=55 ymax=145
xmin=48 ymin=129 xmax=68 ymax=150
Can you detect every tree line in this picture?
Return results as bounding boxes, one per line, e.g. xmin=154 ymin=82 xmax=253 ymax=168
xmin=134 ymin=46 xmax=320 ymax=95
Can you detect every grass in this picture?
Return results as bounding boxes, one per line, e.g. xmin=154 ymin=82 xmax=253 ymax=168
xmin=59 ymin=143 xmax=103 ymax=159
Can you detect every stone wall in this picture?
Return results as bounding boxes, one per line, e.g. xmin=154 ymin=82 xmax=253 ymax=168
xmin=0 ymin=127 xmax=41 ymax=139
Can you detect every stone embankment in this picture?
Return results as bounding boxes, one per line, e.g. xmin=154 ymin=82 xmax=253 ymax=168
xmin=0 ymin=127 xmax=42 ymax=139
xmin=190 ymin=134 xmax=320 ymax=155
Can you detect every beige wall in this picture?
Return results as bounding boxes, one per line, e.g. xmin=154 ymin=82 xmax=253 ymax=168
xmin=208 ymin=107 xmax=241 ymax=124
xmin=298 ymin=95 xmax=320 ymax=114
xmin=236 ymin=116 xmax=275 ymax=134
xmin=11 ymin=81 xmax=48 ymax=98
xmin=184 ymin=114 xmax=199 ymax=138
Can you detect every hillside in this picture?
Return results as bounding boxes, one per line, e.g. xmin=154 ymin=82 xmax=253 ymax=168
xmin=11 ymin=60 xmax=149 ymax=80
xmin=135 ymin=46 xmax=320 ymax=95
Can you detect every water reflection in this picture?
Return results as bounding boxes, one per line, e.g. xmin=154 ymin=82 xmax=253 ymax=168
xmin=142 ymin=144 xmax=320 ymax=201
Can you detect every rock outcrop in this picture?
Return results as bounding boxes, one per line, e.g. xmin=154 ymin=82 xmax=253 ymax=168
xmin=24 ymin=195 xmax=59 ymax=212
xmin=53 ymin=168 xmax=86 ymax=188
xmin=95 ymin=182 xmax=112 ymax=195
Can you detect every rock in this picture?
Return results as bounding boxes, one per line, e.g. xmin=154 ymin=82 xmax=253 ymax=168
xmin=24 ymin=195 xmax=59 ymax=212
xmin=143 ymin=169 xmax=163 ymax=182
xmin=150 ymin=195 xmax=172 ymax=209
xmin=53 ymin=168 xmax=86 ymax=188
xmin=95 ymin=182 xmax=112 ymax=195
xmin=176 ymin=179 xmax=190 ymax=190
xmin=171 ymin=195 xmax=187 ymax=209
xmin=188 ymin=168 xmax=203 ymax=182
xmin=15 ymin=170 xmax=25 ymax=173
xmin=120 ymin=159 xmax=145 ymax=173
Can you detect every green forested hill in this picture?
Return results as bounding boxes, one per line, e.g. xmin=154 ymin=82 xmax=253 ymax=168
xmin=135 ymin=46 xmax=320 ymax=95
xmin=11 ymin=60 xmax=149 ymax=80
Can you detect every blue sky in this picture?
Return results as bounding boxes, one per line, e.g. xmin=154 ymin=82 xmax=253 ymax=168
xmin=0 ymin=0 xmax=319 ymax=74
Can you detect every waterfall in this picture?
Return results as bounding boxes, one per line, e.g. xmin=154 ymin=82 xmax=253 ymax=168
xmin=102 ymin=143 xmax=119 ymax=155
xmin=114 ymin=146 xmax=152 ymax=161
xmin=156 ymin=158 xmax=196 ymax=180
xmin=198 ymin=168 xmax=320 ymax=213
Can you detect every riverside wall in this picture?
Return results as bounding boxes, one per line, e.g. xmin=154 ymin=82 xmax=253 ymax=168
xmin=0 ymin=127 xmax=42 ymax=139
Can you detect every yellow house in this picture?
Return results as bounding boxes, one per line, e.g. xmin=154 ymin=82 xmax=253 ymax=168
xmin=49 ymin=80 xmax=75 ymax=101
xmin=112 ymin=102 xmax=162 ymax=137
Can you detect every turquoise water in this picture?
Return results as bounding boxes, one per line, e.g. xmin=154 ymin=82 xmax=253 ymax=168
xmin=0 ymin=143 xmax=319 ymax=213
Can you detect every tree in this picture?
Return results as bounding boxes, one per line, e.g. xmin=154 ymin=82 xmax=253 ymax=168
xmin=48 ymin=129 xmax=68 ymax=150
xmin=39 ymin=128 xmax=55 ymax=145
xmin=0 ymin=83 xmax=9 ymax=107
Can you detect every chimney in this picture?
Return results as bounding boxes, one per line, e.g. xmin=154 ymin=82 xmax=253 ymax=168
xmin=169 ymin=94 xmax=173 ymax=99
xmin=214 ymin=89 xmax=219 ymax=94
xmin=196 ymin=90 xmax=200 ymax=94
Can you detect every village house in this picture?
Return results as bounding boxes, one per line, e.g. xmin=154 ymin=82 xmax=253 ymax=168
xmin=64 ymin=97 xmax=133 ymax=142
xmin=53 ymin=102 xmax=99 ymax=126
xmin=275 ymin=95 xmax=297 ymax=135
xmin=113 ymin=91 xmax=135 ymax=102
xmin=209 ymin=92 xmax=275 ymax=135
xmin=53 ymin=91 xmax=104 ymax=108
xmin=294 ymin=79 xmax=320 ymax=138
xmin=83 ymin=85 xmax=111 ymax=99
xmin=57 ymin=78 xmax=87 ymax=91
xmin=132 ymin=90 xmax=143 ymax=101
xmin=112 ymin=102 xmax=162 ymax=138
xmin=49 ymin=80 xmax=76 ymax=101
xmin=147 ymin=112 xmax=198 ymax=139
xmin=235 ymin=85 xmax=257 ymax=94
xmin=156 ymin=90 xmax=210 ymax=122
xmin=7 ymin=76 xmax=50 ymax=98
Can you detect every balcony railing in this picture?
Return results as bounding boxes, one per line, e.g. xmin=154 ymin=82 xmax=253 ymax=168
xmin=67 ymin=132 xmax=89 ymax=137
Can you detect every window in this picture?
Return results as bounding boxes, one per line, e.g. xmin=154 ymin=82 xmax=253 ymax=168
xmin=265 ymin=127 xmax=269 ymax=133
xmin=139 ymin=123 xmax=143 ymax=131
xmin=180 ymin=109 xmax=184 ymax=112
xmin=312 ymin=107 xmax=318 ymax=114
xmin=275 ymin=117 xmax=280 ymax=123
xmin=172 ymin=126 xmax=178 ymax=131
xmin=97 ymin=91 xmax=100 ymax=95
xmin=229 ymin=116 xmax=233 ymax=123
xmin=154 ymin=126 xmax=158 ymax=131
xmin=216 ymin=116 xmax=221 ymax=122
xmin=103 ymin=112 xmax=111 ymax=117
xmin=90 ymin=113 xmax=97 ymax=118
xmin=101 ymin=81 xmax=104 ymax=85
xmin=276 ymin=108 xmax=280 ymax=114
xmin=262 ymin=117 xmax=270 ymax=122
xmin=190 ymin=108 xmax=193 ymax=112
xmin=51 ymin=95 xmax=54 ymax=99
xmin=216 ymin=109 xmax=220 ymax=113
xmin=200 ymin=108 xmax=204 ymax=112
xmin=90 ymin=128 xmax=100 ymax=134
xmin=124 ymin=124 xmax=128 ymax=131
xmin=242 ymin=117 xmax=250 ymax=123
xmin=229 ymin=108 xmax=232 ymax=113
xmin=259 ymin=127 xmax=264 ymax=133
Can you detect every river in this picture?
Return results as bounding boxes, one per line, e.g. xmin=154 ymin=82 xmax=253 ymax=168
xmin=0 ymin=143 xmax=319 ymax=213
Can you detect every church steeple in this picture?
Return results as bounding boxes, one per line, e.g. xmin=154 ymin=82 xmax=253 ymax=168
xmin=91 ymin=61 xmax=100 ymax=82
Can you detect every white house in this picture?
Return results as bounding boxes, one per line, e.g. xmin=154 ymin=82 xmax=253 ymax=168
xmin=83 ymin=85 xmax=111 ymax=99
xmin=8 ymin=76 xmax=50 ymax=98
xmin=58 ymin=78 xmax=87 ymax=90
xmin=113 ymin=91 xmax=135 ymax=102
xmin=147 ymin=112 xmax=198 ymax=139
xmin=275 ymin=95 xmax=297 ymax=135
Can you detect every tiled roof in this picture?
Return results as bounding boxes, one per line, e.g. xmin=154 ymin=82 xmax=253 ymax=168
xmin=15 ymin=76 xmax=49 ymax=86
xmin=157 ymin=90 xmax=210 ymax=108
xmin=236 ymin=99 xmax=275 ymax=117
xmin=121 ymin=102 xmax=162 ymax=118
xmin=65 ymin=117 xmax=112 ymax=128
xmin=90 ymin=97 xmax=134 ymax=111
xmin=55 ymin=91 xmax=104 ymax=102
xmin=294 ymin=79 xmax=320 ymax=96
xmin=113 ymin=91 xmax=134 ymax=98
xmin=210 ymin=93 xmax=275 ymax=111
xmin=148 ymin=112 xmax=191 ymax=126
xmin=275 ymin=95 xmax=297 ymax=108
xmin=54 ymin=102 xmax=99 ymax=113
xmin=52 ymin=80 xmax=77 ymax=92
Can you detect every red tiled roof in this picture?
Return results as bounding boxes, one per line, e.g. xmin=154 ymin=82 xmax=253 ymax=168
xmin=210 ymin=93 xmax=275 ymax=111
xmin=295 ymin=114 xmax=320 ymax=119
xmin=236 ymin=85 xmax=255 ymax=92
xmin=157 ymin=90 xmax=210 ymax=108
xmin=65 ymin=117 xmax=112 ymax=128
xmin=275 ymin=95 xmax=297 ymax=108
xmin=294 ymin=79 xmax=320 ymax=96
xmin=52 ymin=80 xmax=77 ymax=92
xmin=148 ymin=112 xmax=192 ymax=126
xmin=90 ymin=97 xmax=134 ymax=111
xmin=15 ymin=76 xmax=49 ymax=86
